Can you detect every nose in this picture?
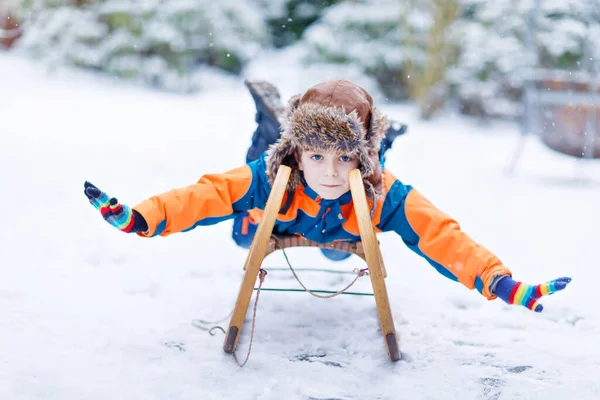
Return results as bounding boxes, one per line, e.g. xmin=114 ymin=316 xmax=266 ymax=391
xmin=324 ymin=159 xmax=338 ymax=178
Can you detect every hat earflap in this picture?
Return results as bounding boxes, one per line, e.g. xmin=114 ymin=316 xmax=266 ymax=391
xmin=266 ymin=136 xmax=304 ymax=191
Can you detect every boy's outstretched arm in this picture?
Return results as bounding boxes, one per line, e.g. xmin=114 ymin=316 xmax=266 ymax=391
xmin=84 ymin=158 xmax=270 ymax=237
xmin=378 ymin=174 xmax=571 ymax=311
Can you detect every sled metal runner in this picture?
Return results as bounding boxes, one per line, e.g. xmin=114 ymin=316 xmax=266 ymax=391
xmin=223 ymin=165 xmax=401 ymax=362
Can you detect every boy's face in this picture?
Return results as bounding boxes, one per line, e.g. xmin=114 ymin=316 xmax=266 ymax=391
xmin=297 ymin=149 xmax=360 ymax=200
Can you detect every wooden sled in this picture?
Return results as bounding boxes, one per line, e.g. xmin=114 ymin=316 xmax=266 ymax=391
xmin=223 ymin=165 xmax=400 ymax=362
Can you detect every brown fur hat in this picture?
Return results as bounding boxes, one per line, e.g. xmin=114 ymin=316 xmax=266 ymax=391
xmin=266 ymin=79 xmax=388 ymax=199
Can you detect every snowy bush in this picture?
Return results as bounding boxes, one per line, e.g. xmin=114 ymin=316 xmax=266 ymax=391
xmin=448 ymin=0 xmax=600 ymax=118
xmin=15 ymin=0 xmax=268 ymax=92
xmin=253 ymin=0 xmax=342 ymax=48
xmin=301 ymin=0 xmax=432 ymax=101
xmin=299 ymin=0 xmax=460 ymax=113
xmin=14 ymin=0 xmax=600 ymax=116
xmin=300 ymin=0 xmax=600 ymax=118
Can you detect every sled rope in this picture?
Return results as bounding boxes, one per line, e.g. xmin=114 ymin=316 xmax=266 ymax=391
xmin=254 ymin=288 xmax=373 ymax=296
xmin=191 ymin=269 xmax=267 ymax=368
xmin=264 ymin=267 xmax=358 ymax=275
xmin=191 ymin=310 xmax=232 ymax=335
xmin=232 ymin=268 xmax=267 ymax=367
xmin=273 ymin=235 xmax=369 ymax=299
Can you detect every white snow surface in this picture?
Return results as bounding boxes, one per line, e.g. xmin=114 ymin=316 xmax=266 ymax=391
xmin=1 ymin=52 xmax=600 ymax=400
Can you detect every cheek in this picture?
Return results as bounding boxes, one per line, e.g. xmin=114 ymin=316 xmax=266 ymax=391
xmin=302 ymin=165 xmax=320 ymax=182
xmin=307 ymin=163 xmax=323 ymax=175
xmin=341 ymin=162 xmax=359 ymax=177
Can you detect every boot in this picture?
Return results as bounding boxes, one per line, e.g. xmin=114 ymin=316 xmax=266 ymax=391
xmin=245 ymin=80 xmax=285 ymax=163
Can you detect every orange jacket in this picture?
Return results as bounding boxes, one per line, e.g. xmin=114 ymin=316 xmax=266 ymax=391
xmin=133 ymin=155 xmax=511 ymax=299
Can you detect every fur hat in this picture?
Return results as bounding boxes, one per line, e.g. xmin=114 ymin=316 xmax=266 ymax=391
xmin=266 ymin=79 xmax=388 ymax=200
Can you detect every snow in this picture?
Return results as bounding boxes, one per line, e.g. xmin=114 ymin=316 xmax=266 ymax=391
xmin=1 ymin=51 xmax=600 ymax=399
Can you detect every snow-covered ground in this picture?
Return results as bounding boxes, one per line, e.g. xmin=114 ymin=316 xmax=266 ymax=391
xmin=1 ymin=52 xmax=599 ymax=400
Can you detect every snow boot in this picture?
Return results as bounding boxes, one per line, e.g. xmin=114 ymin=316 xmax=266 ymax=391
xmin=245 ymin=80 xmax=285 ymax=163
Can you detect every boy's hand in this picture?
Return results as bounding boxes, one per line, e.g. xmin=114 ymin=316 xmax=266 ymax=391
xmin=84 ymin=181 xmax=146 ymax=233
xmin=494 ymin=276 xmax=572 ymax=312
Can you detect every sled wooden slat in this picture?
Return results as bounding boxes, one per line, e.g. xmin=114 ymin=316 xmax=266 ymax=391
xmin=223 ymin=166 xmax=400 ymax=362
xmin=223 ymin=165 xmax=291 ymax=354
xmin=348 ymin=169 xmax=400 ymax=361
xmin=263 ymin=236 xmax=386 ymax=279
xmin=263 ymin=235 xmax=387 ymax=278
xmin=262 ymin=235 xmax=367 ymax=262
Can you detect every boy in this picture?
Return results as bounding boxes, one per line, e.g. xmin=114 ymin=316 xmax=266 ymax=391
xmin=84 ymin=79 xmax=571 ymax=312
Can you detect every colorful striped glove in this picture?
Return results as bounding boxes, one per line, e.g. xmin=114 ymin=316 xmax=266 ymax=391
xmin=84 ymin=181 xmax=147 ymax=233
xmin=493 ymin=275 xmax=571 ymax=312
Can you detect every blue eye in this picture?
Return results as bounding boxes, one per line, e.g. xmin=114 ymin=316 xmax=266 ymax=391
xmin=311 ymin=154 xmax=323 ymax=161
xmin=340 ymin=155 xmax=351 ymax=162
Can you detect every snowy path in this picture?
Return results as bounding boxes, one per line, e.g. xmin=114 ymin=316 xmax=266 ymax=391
xmin=1 ymin=53 xmax=599 ymax=399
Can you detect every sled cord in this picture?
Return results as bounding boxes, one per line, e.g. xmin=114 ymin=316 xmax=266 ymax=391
xmin=274 ymin=235 xmax=369 ymax=299
xmin=233 ymin=268 xmax=267 ymax=367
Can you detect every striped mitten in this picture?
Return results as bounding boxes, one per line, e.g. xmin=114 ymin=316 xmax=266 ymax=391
xmin=84 ymin=181 xmax=147 ymax=233
xmin=493 ymin=275 xmax=572 ymax=312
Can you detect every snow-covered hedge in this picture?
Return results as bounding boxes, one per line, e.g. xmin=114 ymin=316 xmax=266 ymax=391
xmin=300 ymin=0 xmax=600 ymax=118
xmin=16 ymin=0 xmax=268 ymax=92
xmin=449 ymin=0 xmax=600 ymax=118
xmin=301 ymin=0 xmax=432 ymax=100
xmin=13 ymin=0 xmax=600 ymax=116
xmin=253 ymin=0 xmax=342 ymax=48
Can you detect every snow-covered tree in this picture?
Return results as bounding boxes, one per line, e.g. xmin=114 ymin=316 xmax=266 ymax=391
xmin=15 ymin=0 xmax=268 ymax=92
xmin=448 ymin=0 xmax=600 ymax=117
xmin=299 ymin=0 xmax=461 ymax=119
xmin=252 ymin=0 xmax=342 ymax=48
xmin=300 ymin=0 xmax=600 ymax=118
xmin=301 ymin=0 xmax=433 ymax=101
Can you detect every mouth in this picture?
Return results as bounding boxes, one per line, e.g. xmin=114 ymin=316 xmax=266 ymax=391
xmin=321 ymin=184 xmax=341 ymax=188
